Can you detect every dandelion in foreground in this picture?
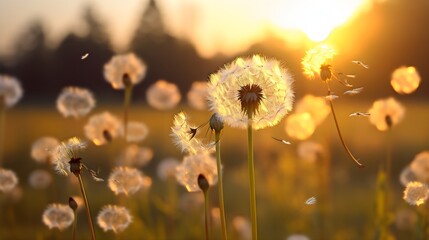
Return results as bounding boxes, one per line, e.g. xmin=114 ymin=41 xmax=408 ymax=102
xmin=410 ymin=151 xmax=429 ymax=183
xmin=146 ymin=79 xmax=181 ymax=110
xmin=0 ymin=168 xmax=18 ymax=192
xmin=285 ymin=112 xmax=316 ymax=140
xmin=157 ymin=158 xmax=180 ymax=181
xmin=295 ymin=94 xmax=330 ymax=126
xmin=119 ymin=121 xmax=149 ymax=143
xmin=31 ymin=137 xmax=60 ymax=164
xmin=116 ymin=144 xmax=153 ymax=167
xmin=171 ymin=111 xmax=206 ymax=155
xmin=187 ymin=81 xmax=209 ymax=110
xmin=56 ymin=87 xmax=95 ymax=119
xmin=84 ymin=112 xmax=121 ymax=146
xmin=108 ymin=167 xmax=151 ymax=195
xmin=97 ymin=205 xmax=133 ymax=233
xmin=42 ymin=203 xmax=74 ymax=230
xmin=297 ymin=141 xmax=324 ymax=163
xmin=0 ymin=75 xmax=23 ymax=108
xmin=176 ymin=152 xmax=218 ymax=192
xmin=368 ymin=97 xmax=405 ymax=131
xmin=403 ymin=181 xmax=429 ymax=206
xmin=390 ymin=66 xmax=420 ymax=94
xmin=28 ymin=169 xmax=52 ymax=189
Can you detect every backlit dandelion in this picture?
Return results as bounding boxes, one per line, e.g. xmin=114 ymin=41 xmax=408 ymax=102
xmin=53 ymin=137 xmax=87 ymax=176
xmin=56 ymin=87 xmax=95 ymax=119
xmin=171 ymin=111 xmax=206 ymax=155
xmin=108 ymin=167 xmax=151 ymax=195
xmin=84 ymin=112 xmax=121 ymax=146
xmin=31 ymin=137 xmax=60 ymax=164
xmin=28 ymin=169 xmax=52 ymax=189
xmin=187 ymin=81 xmax=208 ymax=110
xmin=285 ymin=112 xmax=316 ymax=140
xmin=175 ymin=152 xmax=218 ymax=192
xmin=302 ymin=44 xmax=336 ymax=81
xmin=42 ymin=203 xmax=74 ymax=230
xmin=103 ymin=53 xmax=146 ymax=90
xmin=0 ymin=75 xmax=23 ymax=108
xmin=119 ymin=121 xmax=149 ymax=143
xmin=297 ymin=141 xmax=324 ymax=163
xmin=157 ymin=158 xmax=180 ymax=181
xmin=116 ymin=144 xmax=153 ymax=167
xmin=368 ymin=97 xmax=405 ymax=131
xmin=391 ymin=66 xmax=420 ymax=94
xmin=0 ymin=168 xmax=18 ymax=192
xmin=410 ymin=151 xmax=429 ymax=183
xmin=97 ymin=205 xmax=132 ymax=233
xmin=146 ymin=80 xmax=181 ymax=110
xmin=295 ymin=94 xmax=330 ymax=126
xmin=403 ymin=181 xmax=429 ymax=206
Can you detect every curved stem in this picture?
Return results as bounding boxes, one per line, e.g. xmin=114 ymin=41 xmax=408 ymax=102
xmin=325 ymin=83 xmax=364 ymax=168
xmin=215 ymin=131 xmax=228 ymax=240
xmin=203 ymin=190 xmax=210 ymax=240
xmin=77 ymin=174 xmax=96 ymax=240
xmin=123 ymin=86 xmax=133 ymax=142
xmin=247 ymin=114 xmax=258 ymax=240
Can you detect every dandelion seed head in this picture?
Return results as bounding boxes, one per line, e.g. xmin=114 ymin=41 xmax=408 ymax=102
xmin=28 ymin=169 xmax=52 ymax=189
xmin=146 ymin=80 xmax=181 ymax=110
xmin=395 ymin=209 xmax=418 ymax=231
xmin=120 ymin=121 xmax=149 ymax=143
xmin=391 ymin=66 xmax=420 ymax=94
xmin=400 ymin=166 xmax=419 ymax=187
xmin=208 ymin=55 xmax=294 ymax=130
xmin=297 ymin=141 xmax=324 ymax=163
xmin=157 ymin=158 xmax=180 ymax=181
xmin=116 ymin=144 xmax=153 ymax=167
xmin=0 ymin=75 xmax=23 ymax=108
xmin=84 ymin=112 xmax=121 ymax=146
xmin=171 ymin=112 xmax=207 ymax=155
xmin=285 ymin=112 xmax=316 ymax=140
xmin=368 ymin=97 xmax=405 ymax=131
xmin=42 ymin=203 xmax=74 ymax=230
xmin=295 ymin=94 xmax=330 ymax=126
xmin=232 ymin=216 xmax=251 ymax=240
xmin=31 ymin=137 xmax=60 ymax=164
xmin=56 ymin=87 xmax=95 ymax=119
xmin=97 ymin=205 xmax=133 ymax=233
xmin=108 ymin=167 xmax=150 ymax=195
xmin=53 ymin=137 xmax=87 ymax=176
xmin=286 ymin=234 xmax=311 ymax=240
xmin=187 ymin=81 xmax=209 ymax=110
xmin=103 ymin=53 xmax=146 ymax=89
xmin=175 ymin=152 xmax=218 ymax=192
xmin=410 ymin=151 xmax=429 ymax=183
xmin=302 ymin=44 xmax=336 ymax=80
xmin=403 ymin=181 xmax=429 ymax=206
xmin=0 ymin=168 xmax=18 ymax=193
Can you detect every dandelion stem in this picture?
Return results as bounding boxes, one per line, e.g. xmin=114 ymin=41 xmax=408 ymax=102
xmin=0 ymin=104 xmax=5 ymax=167
xmin=77 ymin=174 xmax=96 ymax=240
xmin=247 ymin=113 xmax=258 ymax=240
xmin=123 ymin=85 xmax=133 ymax=142
xmin=72 ymin=210 xmax=77 ymax=240
xmin=215 ymin=131 xmax=228 ymax=240
xmin=203 ymin=190 xmax=210 ymax=240
xmin=325 ymin=83 xmax=364 ymax=168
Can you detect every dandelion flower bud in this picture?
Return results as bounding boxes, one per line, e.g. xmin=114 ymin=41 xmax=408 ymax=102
xmin=116 ymin=144 xmax=153 ymax=167
xmin=103 ymin=53 xmax=146 ymax=89
xmin=197 ymin=174 xmax=210 ymax=192
xmin=187 ymin=81 xmax=208 ymax=110
xmin=97 ymin=205 xmax=133 ymax=233
xmin=31 ymin=137 xmax=60 ymax=164
xmin=410 ymin=151 xmax=429 ymax=183
xmin=390 ymin=66 xmax=420 ymax=94
xmin=157 ymin=158 xmax=180 ymax=181
xmin=28 ymin=169 xmax=52 ymax=189
xmin=0 ymin=75 xmax=23 ymax=108
xmin=403 ymin=181 xmax=429 ymax=206
xmin=285 ymin=112 xmax=316 ymax=140
xmin=368 ymin=97 xmax=405 ymax=131
xmin=53 ymin=137 xmax=87 ymax=176
xmin=42 ymin=203 xmax=74 ymax=230
xmin=108 ymin=167 xmax=151 ymax=195
xmin=146 ymin=80 xmax=181 ymax=110
xmin=84 ymin=112 xmax=121 ymax=146
xmin=209 ymin=113 xmax=224 ymax=133
xmin=68 ymin=197 xmax=78 ymax=211
xmin=120 ymin=121 xmax=149 ymax=143
xmin=56 ymin=87 xmax=96 ymax=119
xmin=0 ymin=168 xmax=18 ymax=192
xmin=176 ymin=152 xmax=218 ymax=192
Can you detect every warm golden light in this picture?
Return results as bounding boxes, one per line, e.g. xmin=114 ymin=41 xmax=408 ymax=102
xmin=301 ymin=44 xmax=336 ymax=80
xmin=391 ymin=66 xmax=421 ymax=94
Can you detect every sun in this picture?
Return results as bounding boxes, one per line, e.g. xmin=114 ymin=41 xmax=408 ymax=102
xmin=271 ymin=0 xmax=366 ymax=42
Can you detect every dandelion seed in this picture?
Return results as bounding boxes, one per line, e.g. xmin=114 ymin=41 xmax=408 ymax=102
xmin=146 ymin=80 xmax=181 ymax=110
xmin=171 ymin=112 xmax=207 ymax=155
xmin=119 ymin=121 xmax=149 ymax=143
xmin=346 ymin=74 xmax=356 ymax=78
xmin=403 ymin=181 xmax=429 ymax=206
xmin=187 ymin=81 xmax=208 ymax=110
xmin=391 ymin=66 xmax=421 ymax=94
xmin=272 ymin=137 xmax=291 ymax=145
xmin=410 ymin=151 xmax=429 ymax=183
xmin=116 ymin=144 xmax=153 ymax=167
xmin=349 ymin=112 xmax=370 ymax=117
xmin=352 ymin=60 xmax=369 ymax=69
xmin=344 ymin=87 xmax=364 ymax=95
xmin=176 ymin=151 xmax=218 ymax=192
xmin=302 ymin=44 xmax=336 ymax=81
xmin=0 ymin=75 xmax=23 ymax=108
xmin=103 ymin=53 xmax=146 ymax=89
xmin=52 ymin=137 xmax=87 ymax=176
xmin=42 ymin=203 xmax=74 ymax=230
xmin=232 ymin=216 xmax=252 ymax=240
xmin=295 ymin=94 xmax=330 ymax=126
xmin=81 ymin=53 xmax=89 ymax=60
xmin=395 ymin=209 xmax=418 ymax=231
xmin=97 ymin=205 xmax=133 ymax=233
xmin=31 ymin=137 xmax=60 ymax=164
xmin=157 ymin=158 xmax=180 ymax=181
xmin=298 ymin=141 xmax=324 ymax=163
xmin=28 ymin=169 xmax=52 ymax=189
xmin=84 ymin=112 xmax=121 ymax=146
xmin=108 ymin=167 xmax=151 ymax=195
xmin=285 ymin=113 xmax=316 ymax=140
xmin=0 ymin=168 xmax=18 ymax=192
xmin=325 ymin=94 xmax=338 ymax=101
xmin=305 ymin=196 xmax=317 ymax=205
xmin=368 ymin=97 xmax=405 ymax=131
xmin=286 ymin=234 xmax=311 ymax=240
xmin=56 ymin=87 xmax=96 ymax=119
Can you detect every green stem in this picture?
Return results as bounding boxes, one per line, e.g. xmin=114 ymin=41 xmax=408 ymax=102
xmin=203 ymin=190 xmax=210 ymax=240
xmin=77 ymin=174 xmax=96 ymax=240
xmin=215 ymin=131 xmax=228 ymax=240
xmin=72 ymin=210 xmax=77 ymax=240
xmin=123 ymin=86 xmax=133 ymax=142
xmin=0 ymin=105 xmax=5 ymax=167
xmin=247 ymin=115 xmax=258 ymax=240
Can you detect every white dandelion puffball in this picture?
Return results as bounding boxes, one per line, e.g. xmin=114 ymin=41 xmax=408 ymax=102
xmin=120 ymin=121 xmax=149 ymax=143
xmin=208 ymin=55 xmax=294 ymax=130
xmin=42 ymin=203 xmax=74 ymax=230
xmin=146 ymin=80 xmax=181 ymax=110
xmin=410 ymin=151 xmax=429 ymax=183
xmin=157 ymin=158 xmax=180 ymax=181
xmin=116 ymin=144 xmax=153 ymax=167
xmin=286 ymin=234 xmax=311 ymax=240
xmin=103 ymin=53 xmax=146 ymax=89
xmin=285 ymin=112 xmax=316 ymax=140
xmin=400 ymin=166 xmax=419 ymax=187
xmin=108 ymin=167 xmax=151 ymax=195
xmin=28 ymin=169 xmax=52 ymax=189
xmin=0 ymin=75 xmax=23 ymax=108
xmin=302 ymin=44 xmax=336 ymax=80
xmin=53 ymin=137 xmax=87 ymax=176
xmin=391 ymin=66 xmax=421 ymax=94
xmin=187 ymin=81 xmax=208 ymax=110
xmin=368 ymin=97 xmax=405 ymax=131
xmin=403 ymin=181 xmax=429 ymax=206
xmin=0 ymin=168 xmax=19 ymax=192
xmin=171 ymin=111 xmax=207 ymax=155
xmin=97 ymin=205 xmax=133 ymax=233
xmin=295 ymin=94 xmax=330 ymax=126
xmin=84 ymin=112 xmax=121 ymax=146
xmin=56 ymin=86 xmax=96 ymax=119
xmin=232 ymin=216 xmax=251 ymax=240
xmin=176 ymin=152 xmax=218 ymax=192
xmin=297 ymin=141 xmax=324 ymax=162
xmin=31 ymin=137 xmax=60 ymax=164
